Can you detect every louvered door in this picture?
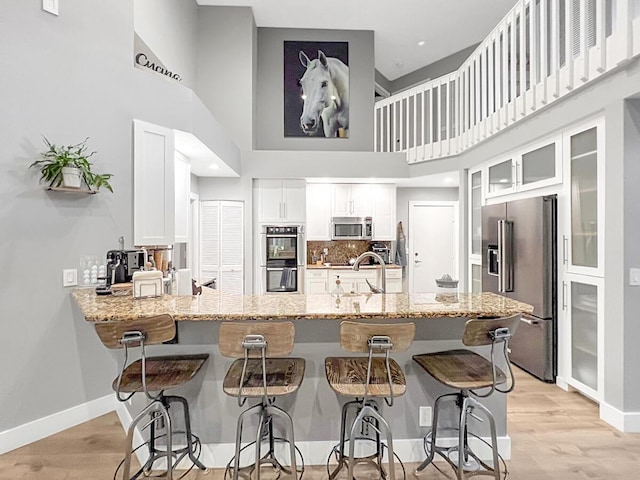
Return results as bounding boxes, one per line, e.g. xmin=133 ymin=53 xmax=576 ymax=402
xmin=200 ymin=200 xmax=244 ymax=294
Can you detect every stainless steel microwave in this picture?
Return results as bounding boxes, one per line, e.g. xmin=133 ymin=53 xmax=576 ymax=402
xmin=331 ymin=216 xmax=373 ymax=240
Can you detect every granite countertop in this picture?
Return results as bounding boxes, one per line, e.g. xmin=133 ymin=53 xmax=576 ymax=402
xmin=72 ymin=288 xmax=533 ymax=323
xmin=306 ymin=264 xmax=402 ymax=270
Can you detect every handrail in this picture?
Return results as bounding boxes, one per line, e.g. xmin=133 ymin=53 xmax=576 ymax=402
xmin=375 ymin=0 xmax=640 ymax=163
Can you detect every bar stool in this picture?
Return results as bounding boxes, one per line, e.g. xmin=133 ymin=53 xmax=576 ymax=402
xmin=94 ymin=314 xmax=208 ymax=480
xmin=325 ymin=320 xmax=415 ymax=480
xmin=412 ymin=314 xmax=520 ymax=480
xmin=219 ymin=321 xmax=305 ymax=480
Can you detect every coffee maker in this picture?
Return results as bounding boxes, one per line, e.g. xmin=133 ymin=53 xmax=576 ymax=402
xmin=371 ymin=242 xmax=391 ymax=264
xmin=105 ymin=249 xmax=146 ymax=285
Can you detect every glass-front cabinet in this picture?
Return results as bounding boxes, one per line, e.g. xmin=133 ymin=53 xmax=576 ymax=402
xmin=484 ymin=136 xmax=562 ymax=200
xmin=559 ymin=273 xmax=604 ymax=401
xmin=561 ymin=122 xmax=603 ymax=276
xmin=468 ymin=169 xmax=483 ymax=293
xmin=557 ymin=119 xmax=604 ymax=401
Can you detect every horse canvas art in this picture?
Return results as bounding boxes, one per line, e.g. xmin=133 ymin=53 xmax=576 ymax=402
xmin=283 ymin=41 xmax=349 ymax=138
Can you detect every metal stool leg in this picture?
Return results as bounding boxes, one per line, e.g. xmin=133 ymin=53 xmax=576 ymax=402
xmin=165 ymin=395 xmax=206 ymax=470
xmin=123 ymin=400 xmax=173 ymax=480
xmin=347 ymin=404 xmax=396 ymax=480
xmin=468 ymin=397 xmax=500 ymax=480
xmin=265 ymin=404 xmax=298 ymax=477
xmin=415 ymin=392 xmax=458 ymax=474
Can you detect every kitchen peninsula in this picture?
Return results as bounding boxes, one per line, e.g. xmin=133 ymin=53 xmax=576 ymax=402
xmin=72 ymin=288 xmax=532 ymax=322
xmin=72 ymin=288 xmax=532 ymax=467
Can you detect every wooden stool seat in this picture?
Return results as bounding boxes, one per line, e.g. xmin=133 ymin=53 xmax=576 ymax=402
xmin=113 ymin=354 xmax=209 ymax=393
xmin=412 ymin=349 xmax=506 ymax=390
xmin=223 ymin=357 xmax=305 ymax=397
xmin=325 ymin=357 xmax=407 ymax=397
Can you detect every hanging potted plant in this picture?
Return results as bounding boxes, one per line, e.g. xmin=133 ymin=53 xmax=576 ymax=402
xmin=29 ymin=136 xmax=114 ymax=192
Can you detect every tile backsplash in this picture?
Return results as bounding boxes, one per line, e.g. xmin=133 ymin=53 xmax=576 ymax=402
xmin=307 ymin=240 xmax=390 ymax=265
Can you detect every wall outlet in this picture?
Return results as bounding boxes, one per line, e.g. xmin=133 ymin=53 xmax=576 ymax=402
xmin=63 ymin=268 xmax=78 ymax=287
xmin=419 ymin=406 xmax=432 ymax=427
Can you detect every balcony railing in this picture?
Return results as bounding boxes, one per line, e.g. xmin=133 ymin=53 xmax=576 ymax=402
xmin=375 ymin=0 xmax=640 ymax=163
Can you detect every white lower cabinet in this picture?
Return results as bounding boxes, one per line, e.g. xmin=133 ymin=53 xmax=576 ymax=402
xmin=382 ymin=268 xmax=403 ymax=293
xmin=306 ymin=269 xmax=328 ymax=294
xmin=558 ymin=273 xmax=604 ymax=401
xmin=305 ymin=268 xmax=403 ymax=294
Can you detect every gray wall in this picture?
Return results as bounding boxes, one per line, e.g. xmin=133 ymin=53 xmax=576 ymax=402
xmin=196 ymin=6 xmax=255 ymax=155
xmin=0 ymin=0 xmax=238 ymax=434
xmin=255 ymin=28 xmax=375 ymax=151
xmin=134 ymin=0 xmax=198 ymax=88
xmin=389 ymin=43 xmax=479 ymax=94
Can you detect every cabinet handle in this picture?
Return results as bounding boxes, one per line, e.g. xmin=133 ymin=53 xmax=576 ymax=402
xmin=283 ymin=202 xmax=287 ymax=219
xmin=562 ymin=235 xmax=568 ymax=265
xmin=562 ymin=281 xmax=567 ymax=311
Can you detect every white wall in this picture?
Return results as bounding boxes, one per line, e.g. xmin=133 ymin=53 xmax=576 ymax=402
xmin=134 ymin=0 xmax=198 ymax=88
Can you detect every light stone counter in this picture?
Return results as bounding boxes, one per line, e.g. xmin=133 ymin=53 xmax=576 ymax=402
xmin=72 ymin=288 xmax=532 ymax=323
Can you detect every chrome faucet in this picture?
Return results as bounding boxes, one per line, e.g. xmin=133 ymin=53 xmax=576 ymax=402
xmin=352 ymin=251 xmax=386 ymax=293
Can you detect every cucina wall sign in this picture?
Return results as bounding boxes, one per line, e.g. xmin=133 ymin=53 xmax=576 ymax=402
xmin=135 ymin=52 xmax=182 ymax=82
xmin=133 ymin=33 xmax=182 ymax=84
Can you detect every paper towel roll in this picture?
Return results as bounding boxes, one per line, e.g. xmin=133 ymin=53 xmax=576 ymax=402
xmin=176 ymin=269 xmax=192 ymax=295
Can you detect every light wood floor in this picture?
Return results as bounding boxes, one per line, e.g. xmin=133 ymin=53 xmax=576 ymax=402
xmin=2 ymin=368 xmax=639 ymax=479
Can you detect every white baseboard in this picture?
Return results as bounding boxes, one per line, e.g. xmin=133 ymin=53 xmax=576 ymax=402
xmin=0 ymin=394 xmax=116 ymax=455
xmin=600 ymin=402 xmax=640 ymax=432
xmin=195 ymin=436 xmax=511 ymax=468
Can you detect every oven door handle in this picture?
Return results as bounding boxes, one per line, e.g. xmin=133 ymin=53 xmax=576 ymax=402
xmin=265 ymin=234 xmax=298 ymax=238
xmin=266 ymin=267 xmax=298 ymax=271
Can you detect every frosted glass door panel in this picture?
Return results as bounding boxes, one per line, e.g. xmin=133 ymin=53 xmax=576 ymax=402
xmin=571 ymin=281 xmax=598 ymax=391
xmin=471 ymin=171 xmax=482 ymax=255
xmin=522 ymin=143 xmax=556 ymax=185
xmin=471 ymin=263 xmax=482 ymax=293
xmin=488 ymin=159 xmax=513 ymax=193
xmin=570 ymin=127 xmax=598 ymax=268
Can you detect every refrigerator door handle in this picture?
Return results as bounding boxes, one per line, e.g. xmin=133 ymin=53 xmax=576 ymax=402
xmin=521 ymin=316 xmax=540 ymax=325
xmin=498 ymin=219 xmax=514 ymax=293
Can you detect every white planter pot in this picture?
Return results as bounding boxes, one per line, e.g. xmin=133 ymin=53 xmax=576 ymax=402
xmin=61 ymin=167 xmax=82 ymax=188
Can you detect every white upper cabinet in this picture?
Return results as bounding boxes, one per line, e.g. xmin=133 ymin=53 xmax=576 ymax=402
xmin=257 ymin=179 xmax=306 ymax=223
xmin=174 ymin=152 xmax=191 ymax=244
xmin=332 ymin=184 xmax=373 ymax=217
xmin=371 ymin=184 xmax=397 ymax=241
xmin=306 ymin=183 xmax=332 ymax=240
xmin=485 ymin=136 xmax=562 ymax=199
xmin=134 ymin=120 xmax=176 ymax=246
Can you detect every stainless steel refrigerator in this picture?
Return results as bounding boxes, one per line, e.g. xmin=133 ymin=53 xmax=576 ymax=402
xmin=482 ymin=195 xmax=557 ymax=382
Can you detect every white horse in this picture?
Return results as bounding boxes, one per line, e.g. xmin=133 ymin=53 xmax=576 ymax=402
xmin=298 ymin=50 xmax=349 ymax=137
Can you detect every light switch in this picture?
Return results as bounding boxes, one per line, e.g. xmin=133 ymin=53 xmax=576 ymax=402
xmin=42 ymin=0 xmax=59 ymax=16
xmin=63 ymin=268 xmax=78 ymax=287
xmin=630 ymin=268 xmax=640 ymax=286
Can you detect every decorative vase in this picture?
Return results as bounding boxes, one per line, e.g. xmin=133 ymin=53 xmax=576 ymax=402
xmin=61 ymin=166 xmax=82 ymax=188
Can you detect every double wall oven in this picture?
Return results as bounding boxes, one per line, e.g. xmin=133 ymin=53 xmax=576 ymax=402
xmin=260 ymin=225 xmax=305 ymax=293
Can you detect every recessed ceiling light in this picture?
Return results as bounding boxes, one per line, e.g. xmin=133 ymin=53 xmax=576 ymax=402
xmin=443 ymin=177 xmax=453 ymax=183
xmin=209 ymin=164 xmax=220 ymax=170
xmin=418 ymin=40 xmax=426 ymax=46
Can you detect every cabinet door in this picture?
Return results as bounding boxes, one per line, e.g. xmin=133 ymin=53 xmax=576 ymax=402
xmin=486 ymin=158 xmax=515 ymax=197
xmin=200 ymin=200 xmax=244 ymax=294
xmin=563 ymin=125 xmax=602 ymax=275
xmin=282 ymin=180 xmax=306 ymax=222
xmin=332 ymin=184 xmax=353 ymax=216
xmin=350 ymin=184 xmax=374 ymax=216
xmin=133 ymin=120 xmax=175 ymax=246
xmin=174 ymin=153 xmax=191 ymax=244
xmin=519 ymin=140 xmax=562 ymax=191
xmin=559 ymin=273 xmax=603 ymax=401
xmin=258 ymin=179 xmax=284 ymax=223
xmin=306 ymin=183 xmax=332 ymax=240
xmin=372 ymin=184 xmax=396 ymax=241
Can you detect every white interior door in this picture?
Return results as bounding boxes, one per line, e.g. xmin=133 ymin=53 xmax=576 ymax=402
xmin=409 ymin=201 xmax=458 ymax=293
